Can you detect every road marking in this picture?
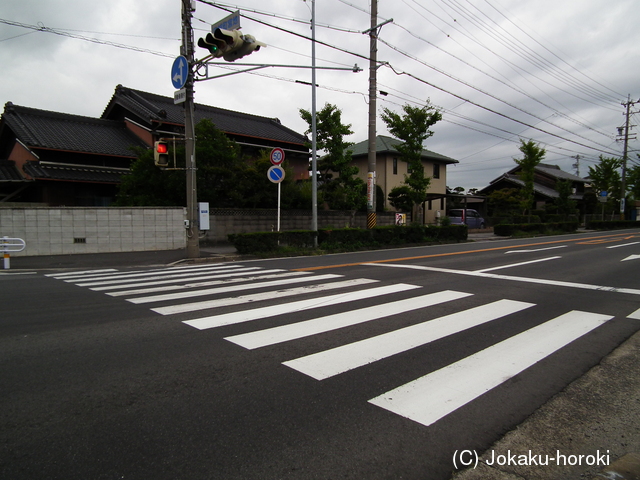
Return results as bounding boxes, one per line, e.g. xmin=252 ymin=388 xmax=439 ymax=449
xmin=607 ymin=242 xmax=640 ymax=249
xmin=622 ymin=254 xmax=640 ymax=262
xmin=91 ymin=268 xmax=279 ymax=291
xmin=629 ymin=308 xmax=640 ymax=320
xmin=127 ymin=273 xmax=343 ymax=304
xmin=293 ymin=232 xmax=639 ymax=271
xmin=107 ymin=271 xmax=308 ymax=297
xmin=474 ymin=256 xmax=561 ymax=273
xmin=76 ymin=266 xmax=262 ymax=287
xmin=505 ymin=246 xmax=567 ymax=254
xmin=226 ymin=290 xmax=473 ymax=350
xmin=365 ymin=263 xmax=640 ymax=296
xmin=46 ymin=268 xmax=118 ymax=277
xmin=283 ymin=299 xmax=534 ymax=380
xmin=155 ymin=278 xmax=382 ymax=316
xmin=368 ymin=310 xmax=613 ymax=427
xmin=183 ymin=283 xmax=420 ymax=330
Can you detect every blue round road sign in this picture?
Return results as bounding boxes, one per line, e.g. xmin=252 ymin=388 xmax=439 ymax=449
xmin=267 ymin=165 xmax=285 ymax=183
xmin=171 ymin=56 xmax=189 ymax=90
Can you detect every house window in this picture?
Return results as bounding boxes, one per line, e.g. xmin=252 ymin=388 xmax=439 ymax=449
xmin=433 ymin=163 xmax=440 ymax=179
xmin=393 ymin=158 xmax=398 ymax=175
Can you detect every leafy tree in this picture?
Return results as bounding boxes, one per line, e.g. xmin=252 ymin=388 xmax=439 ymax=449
xmin=387 ymin=185 xmax=413 ymax=212
xmin=381 ymin=101 xmax=442 ymax=222
xmin=487 ymin=188 xmax=521 ymax=217
xmin=554 ymin=179 xmax=577 ymax=216
xmin=299 ymin=103 xmax=365 ymax=210
xmin=588 ymin=156 xmax=622 ymax=197
xmin=626 ymin=159 xmax=640 ymax=201
xmin=115 ymin=119 xmax=304 ymax=208
xmin=514 ymin=139 xmax=545 ymax=214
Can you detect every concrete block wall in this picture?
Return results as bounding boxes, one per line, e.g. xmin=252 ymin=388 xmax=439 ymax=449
xmin=0 ymin=207 xmax=186 ymax=257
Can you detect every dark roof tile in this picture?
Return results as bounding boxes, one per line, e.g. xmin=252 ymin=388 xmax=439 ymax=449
xmin=103 ymin=85 xmax=308 ymax=147
xmin=2 ymin=102 xmax=147 ymax=157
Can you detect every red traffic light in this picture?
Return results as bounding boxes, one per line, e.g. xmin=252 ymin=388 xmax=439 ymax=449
xmin=156 ymin=142 xmax=168 ymax=154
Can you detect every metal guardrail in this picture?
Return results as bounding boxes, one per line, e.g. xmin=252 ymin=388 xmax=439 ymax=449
xmin=1 ymin=236 xmax=26 ymax=269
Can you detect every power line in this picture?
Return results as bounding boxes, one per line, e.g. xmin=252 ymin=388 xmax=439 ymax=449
xmin=0 ymin=18 xmax=175 ymax=58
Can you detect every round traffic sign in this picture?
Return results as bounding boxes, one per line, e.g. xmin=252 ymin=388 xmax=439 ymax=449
xmin=171 ymin=56 xmax=188 ymax=90
xmin=270 ymin=147 xmax=285 ymax=166
xmin=267 ymin=165 xmax=285 ymax=183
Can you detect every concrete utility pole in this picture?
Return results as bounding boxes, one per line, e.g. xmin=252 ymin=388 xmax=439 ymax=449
xmin=619 ymin=95 xmax=638 ymax=219
xmin=311 ymin=0 xmax=318 ymax=247
xmin=182 ymin=0 xmax=199 ymax=258
xmin=366 ymin=0 xmax=378 ymax=229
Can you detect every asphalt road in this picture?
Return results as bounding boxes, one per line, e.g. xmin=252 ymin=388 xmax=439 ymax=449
xmin=2 ymin=230 xmax=639 ymax=479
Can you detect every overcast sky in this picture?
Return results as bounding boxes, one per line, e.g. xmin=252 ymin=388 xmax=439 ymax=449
xmin=1 ymin=0 xmax=638 ymax=190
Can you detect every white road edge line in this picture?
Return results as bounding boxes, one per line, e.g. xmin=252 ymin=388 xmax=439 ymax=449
xmin=474 ymin=256 xmax=561 ymax=273
xmin=364 ymin=263 xmax=640 ymax=296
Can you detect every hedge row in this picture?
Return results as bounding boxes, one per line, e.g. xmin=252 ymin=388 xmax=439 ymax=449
xmin=586 ymin=220 xmax=639 ymax=230
xmin=228 ymin=225 xmax=467 ymax=254
xmin=493 ymin=222 xmax=579 ymax=236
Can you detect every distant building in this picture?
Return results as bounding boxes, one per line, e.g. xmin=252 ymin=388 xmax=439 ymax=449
xmin=477 ymin=163 xmax=587 ymax=211
xmin=349 ymin=135 xmax=458 ymax=223
xmin=0 ymin=85 xmax=309 ymax=206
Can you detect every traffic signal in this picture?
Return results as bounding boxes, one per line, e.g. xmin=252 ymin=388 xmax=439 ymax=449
xmin=197 ymin=28 xmax=266 ymax=62
xmin=154 ymin=141 xmax=169 ymax=168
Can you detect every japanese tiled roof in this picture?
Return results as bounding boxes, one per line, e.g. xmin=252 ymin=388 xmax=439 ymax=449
xmin=23 ymin=162 xmax=128 ymax=184
xmin=507 ymin=163 xmax=587 ymax=183
xmin=0 ymin=159 xmax=26 ymax=182
xmin=1 ymin=102 xmax=146 ymax=157
xmin=103 ymin=85 xmax=308 ymax=147
xmin=349 ymin=135 xmax=459 ymax=164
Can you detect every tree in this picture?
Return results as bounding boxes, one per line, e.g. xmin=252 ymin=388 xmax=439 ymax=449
xmin=554 ymin=179 xmax=577 ymax=216
xmin=115 ymin=119 xmax=304 ymax=208
xmin=381 ymin=101 xmax=442 ymax=222
xmin=299 ymin=103 xmax=365 ymax=210
xmin=588 ymin=156 xmax=622 ymax=214
xmin=628 ymin=161 xmax=640 ymax=201
xmin=487 ymin=188 xmax=521 ymax=217
xmin=514 ymin=139 xmax=545 ymax=215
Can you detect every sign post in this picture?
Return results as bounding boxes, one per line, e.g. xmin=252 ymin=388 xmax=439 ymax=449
xmin=268 ymin=148 xmax=286 ymax=233
xmin=268 ymin=165 xmax=285 ymax=232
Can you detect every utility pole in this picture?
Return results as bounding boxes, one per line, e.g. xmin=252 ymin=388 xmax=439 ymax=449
xmin=182 ymin=0 xmax=199 ymax=258
xmin=619 ymin=95 xmax=638 ymax=220
xmin=366 ymin=0 xmax=378 ymax=229
xmin=572 ymin=154 xmax=581 ymax=177
xmin=311 ymin=0 xmax=318 ymax=247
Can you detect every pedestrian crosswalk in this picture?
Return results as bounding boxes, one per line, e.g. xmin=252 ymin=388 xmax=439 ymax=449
xmin=47 ymin=263 xmax=615 ymax=428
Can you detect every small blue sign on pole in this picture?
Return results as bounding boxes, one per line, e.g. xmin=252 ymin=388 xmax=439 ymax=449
xmin=171 ymin=56 xmax=189 ymax=90
xmin=268 ymin=165 xmax=285 ymax=183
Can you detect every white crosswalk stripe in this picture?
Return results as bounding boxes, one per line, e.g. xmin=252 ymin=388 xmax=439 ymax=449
xmin=282 ymin=299 xmax=535 ymax=380
xmin=48 ymin=263 xmax=616 ymax=428
xmin=368 ymin=310 xmax=613 ymax=427
xmin=225 ymin=290 xmax=473 ymax=350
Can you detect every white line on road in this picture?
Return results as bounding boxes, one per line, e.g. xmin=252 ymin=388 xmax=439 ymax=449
xmin=505 ymin=246 xmax=567 ymax=254
xmin=607 ymin=242 xmax=640 ymax=249
xmin=76 ymin=266 xmax=261 ymax=287
xmin=365 ymin=263 xmax=640 ymax=296
xmin=368 ymin=310 xmax=613 ymax=427
xmin=106 ymin=271 xmax=307 ymax=297
xmin=156 ymin=278 xmax=382 ymax=316
xmin=474 ymin=256 xmax=561 ymax=273
xmin=226 ymin=290 xmax=473 ymax=350
xmin=127 ymin=273 xmax=343 ymax=304
xmin=283 ymin=299 xmax=534 ymax=380
xmin=183 ymin=283 xmax=420 ymax=330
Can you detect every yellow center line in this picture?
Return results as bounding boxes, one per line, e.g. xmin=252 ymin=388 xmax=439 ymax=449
xmin=292 ymin=232 xmax=638 ymax=272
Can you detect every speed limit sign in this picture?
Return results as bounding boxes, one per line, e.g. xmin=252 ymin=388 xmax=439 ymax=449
xmin=270 ymin=147 xmax=285 ymax=166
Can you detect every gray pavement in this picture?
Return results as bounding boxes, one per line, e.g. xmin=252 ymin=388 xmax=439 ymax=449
xmin=2 ymin=235 xmax=639 ymax=480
